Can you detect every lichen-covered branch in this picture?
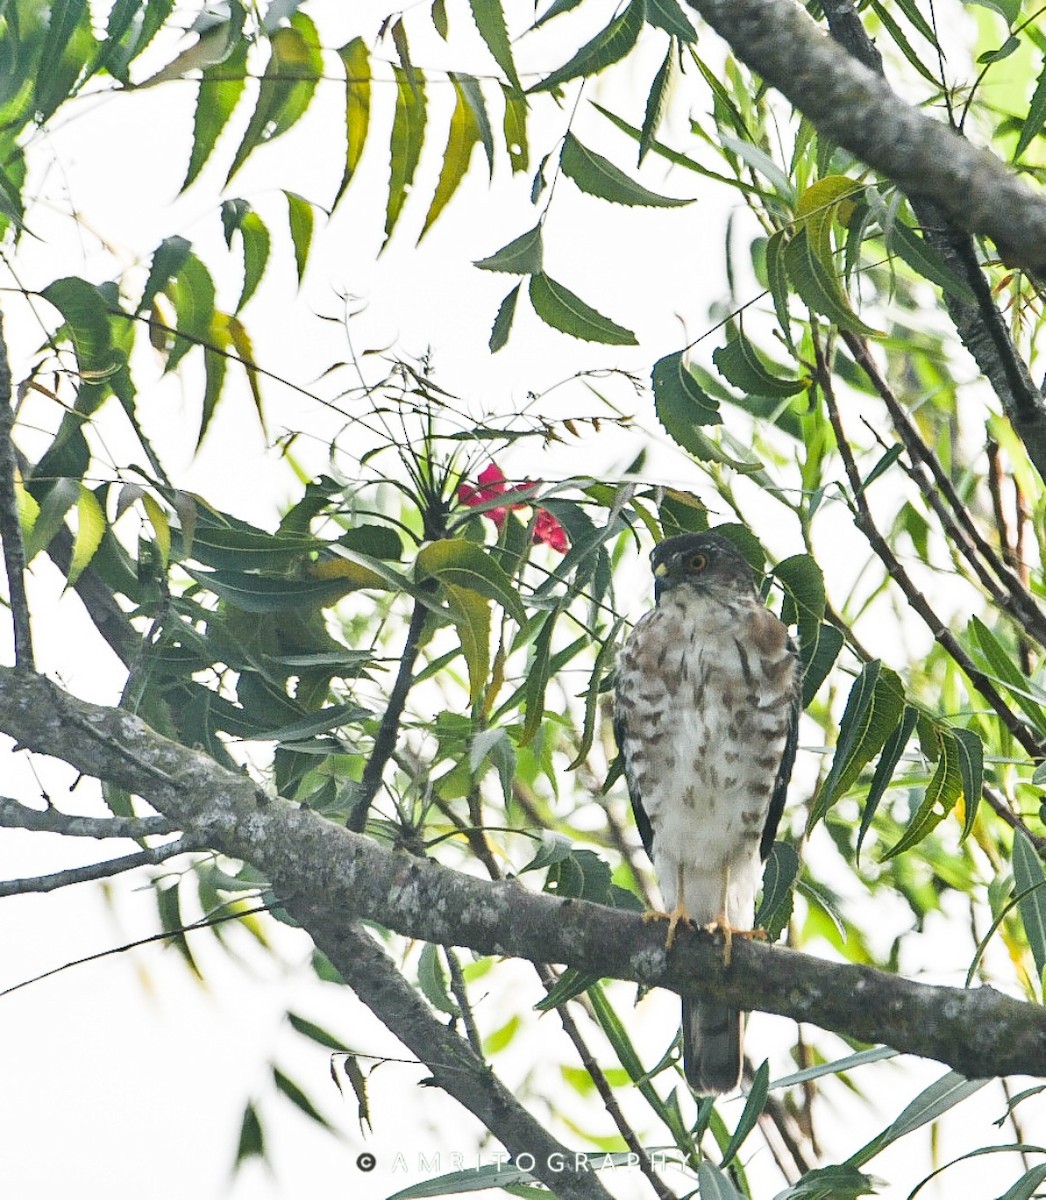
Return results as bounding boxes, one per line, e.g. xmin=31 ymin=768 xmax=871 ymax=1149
xmin=0 ymin=665 xmax=1043 ymax=1080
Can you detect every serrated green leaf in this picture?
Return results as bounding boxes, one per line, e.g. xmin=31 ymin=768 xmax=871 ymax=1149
xmin=66 ymin=485 xmax=106 ymax=586
xmin=652 ymin=351 xmax=720 ymax=428
xmin=772 ymin=553 xmax=825 ymax=659
xmin=884 ymin=725 xmax=963 ymax=858
xmin=420 ymin=74 xmax=486 ymax=239
xmin=560 ymin=131 xmax=691 ymax=207
xmin=468 ymin=0 xmax=522 ymax=92
xmin=502 ymin=83 xmax=529 ymax=171
xmin=199 ymin=310 xmax=229 ymax=449
xmin=777 ymin=1164 xmax=881 ymax=1199
xmin=221 ymin=202 xmax=271 ymax=312
xmin=1015 ymin=53 xmax=1046 ymax=160
xmin=1012 ymin=829 xmax=1046 ymax=984
xmin=721 ymin=1061 xmax=769 ymax=1166
xmin=182 ymin=39 xmax=248 ymax=191
xmin=639 ymin=44 xmax=673 ymax=164
xmin=798 ymin=622 xmax=843 ymax=707
xmin=756 ymin=841 xmax=799 ymax=940
xmin=417 ymin=943 xmax=461 ymax=1016
xmin=520 ymin=830 xmax=574 ymax=873
xmin=523 ymin=604 xmax=559 ymax=744
xmin=165 ymin=252 xmax=216 ymax=373
xmin=385 ymin=64 xmax=427 ymax=245
xmin=969 ymin=615 xmax=1046 ymax=738
xmin=713 ymin=335 xmax=804 ymax=397
xmin=857 ymin=703 xmax=918 ymax=857
xmin=954 ymin=726 xmax=983 ymax=841
xmin=489 ymin=284 xmax=519 ymax=351
xmin=41 ymin=277 xmax=122 ymax=411
xmin=646 ymin=0 xmax=696 ymax=41
xmin=533 ymin=966 xmax=599 ymax=1010
xmin=138 ymin=236 xmax=191 ymax=316
xmin=185 ymin=566 xmax=367 ymax=612
xmin=335 ymin=36 xmax=370 ymax=207
xmin=141 ymin=491 xmax=170 ymax=569
xmin=784 ymin=227 xmax=879 ymax=334
xmin=528 ymin=273 xmax=637 ymax=344
xmin=529 ymin=0 xmax=645 ymax=93
xmin=416 ymin=538 xmax=527 ymax=627
xmin=766 ymin=227 xmax=795 ymax=349
xmin=283 ymin=191 xmax=314 ymax=285
xmin=33 ymin=0 xmax=89 ymax=122
xmin=810 ymin=662 xmax=905 ymax=827
xmin=534 ymin=0 xmax=585 ymax=27
xmin=474 ymin=224 xmax=543 ymax=274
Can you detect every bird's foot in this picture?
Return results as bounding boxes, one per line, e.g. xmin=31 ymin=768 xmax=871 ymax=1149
xmin=643 ymin=904 xmax=693 ymax=950
xmin=703 ymin=922 xmax=764 ymax=966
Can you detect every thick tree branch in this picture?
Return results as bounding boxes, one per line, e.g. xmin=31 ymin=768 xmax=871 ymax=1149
xmin=0 ymin=666 xmax=1043 ymax=1081
xmin=296 ymin=915 xmax=614 ymax=1200
xmin=684 ymin=0 xmax=1046 ymax=476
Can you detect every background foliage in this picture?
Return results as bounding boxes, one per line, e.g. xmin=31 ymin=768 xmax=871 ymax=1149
xmin=3 ymin=0 xmax=1046 ymax=1196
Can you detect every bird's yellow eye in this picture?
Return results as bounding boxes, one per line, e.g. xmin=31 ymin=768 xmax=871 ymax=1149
xmin=687 ymin=552 xmax=708 ymax=572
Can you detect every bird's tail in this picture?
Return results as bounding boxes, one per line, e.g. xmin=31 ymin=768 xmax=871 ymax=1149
xmin=681 ymin=998 xmax=743 ymax=1095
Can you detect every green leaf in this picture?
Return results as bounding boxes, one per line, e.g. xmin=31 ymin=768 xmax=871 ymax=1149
xmin=696 ymin=1161 xmax=744 ymax=1199
xmin=998 ymin=1164 xmax=1046 ymax=1200
xmin=139 ymin=236 xmax=191 ymax=316
xmin=954 ymin=726 xmax=983 ymax=841
xmin=756 ymin=840 xmax=799 ymax=940
xmin=529 ymin=0 xmax=646 ymax=93
xmin=283 ymin=191 xmax=314 ymax=285
xmin=443 ymin=581 xmax=491 ymax=703
xmin=185 ymin=566 xmax=367 ymax=612
xmin=141 ymin=491 xmax=171 ymax=568
xmin=721 ymin=1061 xmax=769 ymax=1166
xmin=639 ymin=45 xmax=674 ymax=164
xmin=884 ymin=218 xmax=976 ymax=303
xmin=776 ymin=1164 xmax=881 ymax=1199
xmin=1012 ymin=829 xmax=1046 ymax=984
xmin=772 ymin=554 xmax=826 ymax=662
xmin=884 ymin=725 xmax=964 ymax=858
xmin=63 ymin=485 xmax=106 ymax=585
xmin=33 ymin=0 xmax=89 ymax=122
xmin=226 ymin=21 xmax=322 ymax=184
xmin=417 ymin=944 xmax=461 ymax=1016
xmin=645 ymin=0 xmax=696 ymax=41
xmin=978 ymin=35 xmax=1020 ymax=64
xmin=474 ymin=224 xmax=543 ymax=274
xmin=783 ymin=227 xmax=879 ymax=336
xmin=798 ymin=622 xmax=843 ymax=707
xmin=523 ymin=605 xmax=559 ymax=744
xmin=533 ymin=966 xmax=600 ymax=1010
xmin=420 ymin=74 xmax=487 ymax=239
xmin=713 ymin=335 xmax=804 ymax=397
xmin=652 ymin=351 xmax=720 ymax=426
xmin=560 ymin=132 xmax=691 ymax=206
xmin=182 ymin=40 xmax=248 ymax=191
xmin=335 ymin=36 xmax=370 ymax=207
xmin=199 ymin=311 xmax=229 ymax=449
xmin=969 ymin=615 xmax=1046 ymax=738
xmin=415 ymin=538 xmax=527 ymax=627
xmin=385 ymin=64 xmax=428 ymax=245
xmin=857 ymin=703 xmax=919 ymax=856
xmin=272 ymin=1067 xmax=335 ymax=1131
xmin=849 ymin=1072 xmax=987 ymax=1167
xmin=488 ymin=284 xmax=519 ymax=352
xmin=467 ymin=0 xmax=522 ymax=92
xmin=534 ymin=0 xmax=585 ymax=28
xmin=235 ymin=1102 xmax=265 ymax=1165
xmin=41 ymin=277 xmax=122 ymax=411
xmin=1015 ymin=53 xmax=1046 ymax=160
xmin=288 ymin=1012 xmax=354 ymax=1053
xmin=189 ymin=521 xmax=323 ymax=570
xmin=502 ymin=83 xmax=529 ymax=171
xmin=221 ymin=201 xmax=271 ymax=312
xmin=254 ymin=701 xmax=372 ymax=743
xmin=528 ymin=273 xmax=637 ymax=345
xmin=810 ymin=662 xmax=905 ymax=828
xmin=165 ymin=252 xmax=216 ymax=373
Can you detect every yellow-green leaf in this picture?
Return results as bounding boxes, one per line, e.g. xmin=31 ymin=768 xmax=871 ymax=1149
xmin=335 ymin=37 xmax=370 ymax=207
xmin=67 ymin=485 xmax=106 ymax=585
xmin=141 ymin=492 xmax=170 ymax=569
xmin=444 ymin=582 xmax=491 ymax=703
xmin=420 ymin=74 xmax=484 ymax=240
xmin=416 ymin=539 xmax=527 ymax=627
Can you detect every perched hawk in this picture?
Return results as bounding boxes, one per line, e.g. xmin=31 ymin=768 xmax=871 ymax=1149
xmin=614 ymin=532 xmax=800 ymax=1095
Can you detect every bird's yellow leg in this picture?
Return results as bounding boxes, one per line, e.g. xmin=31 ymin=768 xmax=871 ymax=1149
xmin=643 ymin=863 xmax=692 ymax=950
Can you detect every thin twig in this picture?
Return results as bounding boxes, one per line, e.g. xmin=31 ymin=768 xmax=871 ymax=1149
xmin=816 ymin=340 xmax=1046 ymax=762
xmin=445 ymin=948 xmax=484 ymax=1057
xmin=0 ymin=307 xmax=34 ymax=668
xmin=0 ymin=835 xmax=205 ymax=896
xmin=981 ymin=784 xmax=1046 ymax=857
xmin=0 ymin=794 xmax=179 ymax=838
xmin=348 ymin=587 xmax=433 ymax=832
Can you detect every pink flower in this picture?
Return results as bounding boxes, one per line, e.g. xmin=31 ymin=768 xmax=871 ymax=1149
xmin=458 ymin=462 xmax=570 ymax=553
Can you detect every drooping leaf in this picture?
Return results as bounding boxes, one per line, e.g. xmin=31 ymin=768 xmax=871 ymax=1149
xmin=501 ymin=83 xmax=529 ymax=172
xmin=721 ymin=1061 xmax=769 ymax=1166
xmin=185 ymin=566 xmax=372 ymax=612
xmin=164 ymin=252 xmax=216 ymax=373
xmin=969 ymin=615 xmax=1046 ymax=738
xmin=1015 ymin=53 xmax=1046 ymax=160
xmin=226 ymin=316 xmax=265 ymax=437
xmin=772 ymin=553 xmax=826 ymax=658
xmin=528 ymin=273 xmax=637 ymax=345
xmin=33 ymin=0 xmax=90 ymax=122
xmin=420 ymin=74 xmax=488 ymax=239
xmin=283 ymin=191 xmax=314 ymax=285
xmin=529 ymin=0 xmax=646 ymax=93
xmin=468 ymin=0 xmax=522 ymax=92
xmin=756 ymin=840 xmax=799 ymax=941
xmin=713 ymin=334 xmax=804 ymax=397
xmin=443 ymin=581 xmax=491 ymax=702
xmin=221 ymin=200 xmax=271 ymax=312
xmin=639 ymin=44 xmax=674 ymax=164
xmin=884 ymin=725 xmax=964 ymax=858
xmin=226 ymin=19 xmax=323 ymax=184
xmin=41 ymin=277 xmax=122 ymax=411
xmin=646 ymin=0 xmax=696 ymax=41
xmin=489 ymin=283 xmax=520 ymax=352
xmin=885 ymin=218 xmax=976 ymax=302
xmin=66 ymin=485 xmax=106 ymax=586
xmin=849 ymin=1072 xmax=988 ymax=1167
xmin=182 ymin=39 xmax=248 ymax=191
xmin=334 ymin=36 xmax=371 ymax=207
xmin=783 ymin=227 xmax=880 ymax=335
xmin=417 ymin=944 xmax=461 ymax=1016
xmin=954 ymin=726 xmax=984 ymax=841
xmin=652 ymin=351 xmax=721 ymax=439
xmin=138 ymin=236 xmax=191 ymax=316
xmin=234 ymin=1103 xmax=265 ymax=1166
xmin=857 ymin=703 xmax=919 ymax=857
xmin=384 ymin=64 xmax=428 ymax=245
xmin=798 ymin=621 xmax=843 ymax=707
xmin=272 ymin=1067 xmax=336 ymax=1131
xmin=1012 ymin=829 xmax=1046 ymax=985
xmin=560 ymin=132 xmax=691 ymax=206
xmin=141 ymin=491 xmax=171 ymax=568
xmin=474 ymin=224 xmax=543 ymax=274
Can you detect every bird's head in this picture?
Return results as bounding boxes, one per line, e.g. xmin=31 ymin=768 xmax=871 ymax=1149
xmin=650 ymin=532 xmax=757 ymax=603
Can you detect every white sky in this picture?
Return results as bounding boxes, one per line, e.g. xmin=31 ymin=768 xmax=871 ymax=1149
xmin=1 ymin=2 xmax=1043 ymax=1198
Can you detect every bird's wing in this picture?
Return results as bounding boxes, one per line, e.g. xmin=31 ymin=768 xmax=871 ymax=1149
xmin=759 ymin=640 xmax=801 ymax=862
xmin=612 ymin=707 xmax=655 ymax=859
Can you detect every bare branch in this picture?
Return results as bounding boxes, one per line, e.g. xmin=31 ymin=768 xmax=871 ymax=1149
xmin=0 ymin=665 xmax=1043 ymax=1079
xmin=0 ymin=835 xmax=205 ymax=896
xmin=0 ymin=308 xmax=33 ymax=669
xmin=0 ymin=794 xmax=179 ymax=839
